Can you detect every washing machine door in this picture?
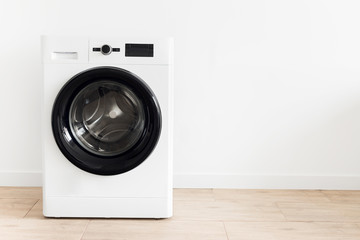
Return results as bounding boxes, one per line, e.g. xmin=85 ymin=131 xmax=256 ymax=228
xmin=52 ymin=67 xmax=161 ymax=175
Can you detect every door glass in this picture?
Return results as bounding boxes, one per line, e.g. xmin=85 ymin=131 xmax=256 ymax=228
xmin=69 ymin=81 xmax=145 ymax=156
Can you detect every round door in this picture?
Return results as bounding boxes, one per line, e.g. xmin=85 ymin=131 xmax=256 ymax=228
xmin=52 ymin=67 xmax=161 ymax=175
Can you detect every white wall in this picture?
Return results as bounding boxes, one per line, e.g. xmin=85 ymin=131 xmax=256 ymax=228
xmin=1 ymin=0 xmax=360 ymax=189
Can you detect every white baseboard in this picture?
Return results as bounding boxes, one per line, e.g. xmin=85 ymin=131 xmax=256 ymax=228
xmin=173 ymin=174 xmax=360 ymax=190
xmin=0 ymin=171 xmax=42 ymax=187
xmin=1 ymin=171 xmax=360 ymax=190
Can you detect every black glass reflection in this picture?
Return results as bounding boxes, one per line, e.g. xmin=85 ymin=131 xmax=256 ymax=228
xmin=69 ymin=81 xmax=145 ymax=156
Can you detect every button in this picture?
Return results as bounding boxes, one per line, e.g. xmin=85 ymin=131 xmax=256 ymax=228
xmin=101 ymin=45 xmax=112 ymax=55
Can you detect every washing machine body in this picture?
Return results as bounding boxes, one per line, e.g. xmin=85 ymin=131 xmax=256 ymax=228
xmin=42 ymin=36 xmax=173 ymax=218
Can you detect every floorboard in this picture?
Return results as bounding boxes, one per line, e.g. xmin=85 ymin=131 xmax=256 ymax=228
xmin=0 ymin=187 xmax=359 ymax=239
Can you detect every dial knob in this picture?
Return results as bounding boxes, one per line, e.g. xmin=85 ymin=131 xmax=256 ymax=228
xmin=101 ymin=45 xmax=112 ymax=55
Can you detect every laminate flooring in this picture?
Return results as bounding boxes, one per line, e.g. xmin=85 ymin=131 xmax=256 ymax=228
xmin=1 ymin=187 xmax=360 ymax=239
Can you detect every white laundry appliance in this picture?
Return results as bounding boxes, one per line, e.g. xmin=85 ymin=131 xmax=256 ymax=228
xmin=41 ymin=36 xmax=173 ymax=218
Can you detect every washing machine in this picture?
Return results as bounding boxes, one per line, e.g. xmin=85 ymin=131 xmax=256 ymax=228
xmin=41 ymin=36 xmax=173 ymax=218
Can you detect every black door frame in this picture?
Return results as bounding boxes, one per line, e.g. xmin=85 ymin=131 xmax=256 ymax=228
xmin=52 ymin=67 xmax=162 ymax=175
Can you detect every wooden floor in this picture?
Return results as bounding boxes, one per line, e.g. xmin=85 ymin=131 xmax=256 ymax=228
xmin=0 ymin=188 xmax=360 ymax=239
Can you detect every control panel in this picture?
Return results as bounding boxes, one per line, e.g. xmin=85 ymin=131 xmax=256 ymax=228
xmin=42 ymin=36 xmax=172 ymax=65
xmin=92 ymin=43 xmax=154 ymax=57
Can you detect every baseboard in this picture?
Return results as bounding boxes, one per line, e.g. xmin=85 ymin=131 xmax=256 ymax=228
xmin=173 ymin=174 xmax=360 ymax=190
xmin=0 ymin=171 xmax=42 ymax=187
xmin=1 ymin=171 xmax=360 ymax=190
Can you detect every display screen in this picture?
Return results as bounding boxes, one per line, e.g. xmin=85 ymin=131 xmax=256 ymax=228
xmin=125 ymin=44 xmax=154 ymax=57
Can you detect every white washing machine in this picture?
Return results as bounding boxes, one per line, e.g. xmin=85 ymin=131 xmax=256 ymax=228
xmin=41 ymin=36 xmax=173 ymax=218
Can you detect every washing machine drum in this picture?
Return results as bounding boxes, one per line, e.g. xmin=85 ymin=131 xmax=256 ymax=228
xmin=52 ymin=67 xmax=161 ymax=175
